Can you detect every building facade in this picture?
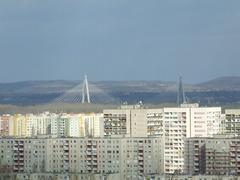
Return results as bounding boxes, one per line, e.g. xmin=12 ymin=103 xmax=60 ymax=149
xmin=0 ymin=113 xmax=104 ymax=138
xmin=104 ymin=104 xmax=222 ymax=174
xmin=0 ymin=114 xmax=12 ymax=136
xmin=184 ymin=135 xmax=240 ymax=176
xmin=224 ymin=109 xmax=240 ymax=135
xmin=103 ymin=105 xmax=163 ymax=137
xmin=0 ymin=137 xmax=163 ymax=180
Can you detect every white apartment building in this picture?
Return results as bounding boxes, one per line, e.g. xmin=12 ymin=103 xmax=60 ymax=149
xmin=26 ymin=113 xmax=52 ymax=137
xmin=190 ymin=106 xmax=222 ymax=137
xmin=163 ymin=104 xmax=222 ymax=174
xmin=82 ymin=113 xmax=104 ymax=137
xmin=66 ymin=114 xmax=81 ymax=137
xmin=25 ymin=114 xmax=38 ymax=137
xmin=50 ymin=114 xmax=68 ymax=137
xmin=163 ymin=106 xmax=190 ymax=174
xmin=36 ymin=112 xmax=54 ymax=135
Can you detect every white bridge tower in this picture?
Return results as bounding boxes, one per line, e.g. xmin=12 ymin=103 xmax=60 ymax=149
xmin=82 ymin=74 xmax=91 ymax=103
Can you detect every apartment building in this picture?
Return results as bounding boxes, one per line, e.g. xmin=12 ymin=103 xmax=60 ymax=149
xmin=103 ymin=105 xmax=142 ymax=137
xmin=66 ymin=114 xmax=81 ymax=137
xmin=164 ymin=104 xmax=222 ymax=173
xmin=104 ymin=104 xmax=222 ymax=174
xmin=82 ymin=113 xmax=104 ymax=137
xmin=25 ymin=114 xmax=38 ymax=137
xmin=35 ymin=112 xmax=53 ymax=135
xmin=0 ymin=105 xmax=222 ymax=176
xmin=184 ymin=135 xmax=240 ymax=176
xmin=1 ymin=174 xmax=240 ymax=180
xmin=45 ymin=137 xmax=163 ymax=179
xmin=0 ymin=137 xmax=163 ymax=180
xmin=146 ymin=109 xmax=164 ymax=136
xmin=0 ymin=112 xmax=104 ymax=138
xmin=64 ymin=113 xmax=104 ymax=137
xmin=223 ymin=109 xmax=240 ymax=135
xmin=103 ymin=104 xmax=163 ymax=137
xmin=154 ymin=175 xmax=240 ymax=180
xmin=163 ymin=104 xmax=222 ymax=174
xmin=25 ymin=113 xmax=52 ymax=137
xmin=0 ymin=113 xmax=55 ymax=137
xmin=163 ymin=106 xmax=190 ymax=174
xmin=189 ymin=105 xmax=222 ymax=137
xmin=184 ymin=137 xmax=207 ymax=175
xmin=0 ymin=173 xmax=120 ymax=180
xmin=12 ymin=114 xmax=29 ymax=137
xmin=0 ymin=114 xmax=12 ymax=136
xmin=0 ymin=139 xmax=46 ymax=173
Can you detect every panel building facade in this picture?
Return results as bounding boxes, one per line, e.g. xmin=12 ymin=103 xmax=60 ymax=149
xmin=0 ymin=137 xmax=163 ymax=180
xmin=223 ymin=109 xmax=240 ymax=135
xmin=104 ymin=104 xmax=222 ymax=174
xmin=184 ymin=135 xmax=240 ymax=176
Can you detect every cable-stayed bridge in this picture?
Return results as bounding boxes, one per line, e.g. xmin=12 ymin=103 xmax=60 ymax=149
xmin=52 ymin=75 xmax=188 ymax=106
xmin=51 ymin=75 xmax=118 ymax=104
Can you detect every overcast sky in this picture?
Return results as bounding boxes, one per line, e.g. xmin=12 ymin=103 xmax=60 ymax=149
xmin=0 ymin=0 xmax=240 ymax=83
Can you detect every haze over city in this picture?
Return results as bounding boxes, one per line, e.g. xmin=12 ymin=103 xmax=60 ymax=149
xmin=2 ymin=1 xmax=240 ymax=180
xmin=0 ymin=0 xmax=240 ymax=83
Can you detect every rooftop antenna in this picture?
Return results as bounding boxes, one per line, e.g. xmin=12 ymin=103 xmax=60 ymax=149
xmin=177 ymin=76 xmax=187 ymax=106
xmin=81 ymin=74 xmax=91 ymax=104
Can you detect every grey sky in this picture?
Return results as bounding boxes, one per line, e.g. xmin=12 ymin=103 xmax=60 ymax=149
xmin=0 ymin=0 xmax=240 ymax=83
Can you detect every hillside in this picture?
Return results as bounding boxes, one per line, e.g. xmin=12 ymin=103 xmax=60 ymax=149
xmin=0 ymin=76 xmax=240 ymax=106
xmin=196 ymin=76 xmax=240 ymax=91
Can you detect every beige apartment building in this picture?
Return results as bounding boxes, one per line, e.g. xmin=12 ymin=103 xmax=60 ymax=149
xmin=103 ymin=104 xmax=164 ymax=137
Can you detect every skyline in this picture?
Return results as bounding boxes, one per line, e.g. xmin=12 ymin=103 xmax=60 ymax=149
xmin=0 ymin=75 xmax=239 ymax=84
xmin=0 ymin=0 xmax=240 ymax=83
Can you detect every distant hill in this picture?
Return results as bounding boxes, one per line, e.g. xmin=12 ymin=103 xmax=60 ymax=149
xmin=0 ymin=80 xmax=77 ymax=94
xmin=196 ymin=76 xmax=240 ymax=91
xmin=0 ymin=76 xmax=240 ymax=106
xmin=0 ymin=80 xmax=178 ymax=94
